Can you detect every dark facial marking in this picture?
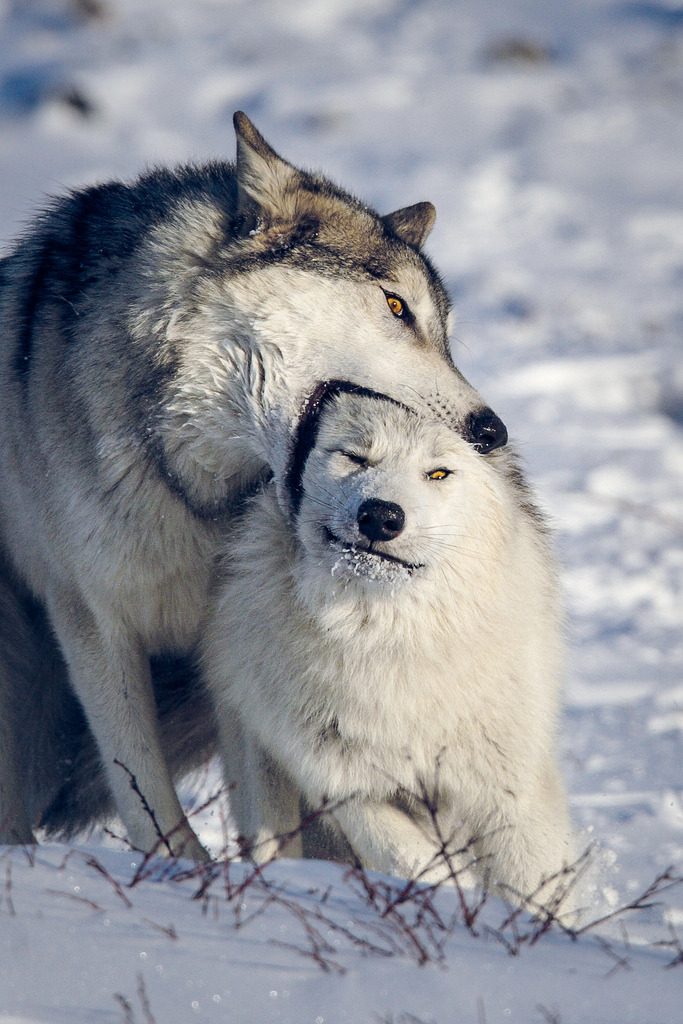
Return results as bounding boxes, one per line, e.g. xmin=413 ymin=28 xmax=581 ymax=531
xmin=285 ymin=380 xmax=411 ymax=516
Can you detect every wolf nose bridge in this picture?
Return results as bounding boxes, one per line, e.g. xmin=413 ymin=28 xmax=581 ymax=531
xmin=357 ymin=499 xmax=405 ymax=543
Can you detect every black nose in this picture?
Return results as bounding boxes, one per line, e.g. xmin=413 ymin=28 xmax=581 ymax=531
xmin=357 ymin=498 xmax=406 ymax=543
xmin=465 ymin=407 xmax=508 ymax=454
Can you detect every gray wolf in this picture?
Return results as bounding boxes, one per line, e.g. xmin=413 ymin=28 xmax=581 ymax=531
xmin=202 ymin=387 xmax=575 ymax=906
xmin=0 ymin=113 xmax=506 ymax=856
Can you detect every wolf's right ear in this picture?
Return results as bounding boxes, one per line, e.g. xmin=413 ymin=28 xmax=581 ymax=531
xmin=233 ymin=111 xmax=298 ymax=236
xmin=382 ymin=202 xmax=436 ymax=249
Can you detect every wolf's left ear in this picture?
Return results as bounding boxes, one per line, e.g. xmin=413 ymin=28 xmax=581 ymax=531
xmin=233 ymin=111 xmax=298 ymax=234
xmin=382 ymin=201 xmax=436 ymax=249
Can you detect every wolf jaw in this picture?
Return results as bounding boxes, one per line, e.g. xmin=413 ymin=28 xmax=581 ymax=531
xmin=324 ymin=527 xmax=425 ymax=582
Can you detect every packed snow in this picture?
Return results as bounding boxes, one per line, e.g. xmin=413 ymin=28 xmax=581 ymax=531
xmin=0 ymin=1 xmax=681 ymax=1022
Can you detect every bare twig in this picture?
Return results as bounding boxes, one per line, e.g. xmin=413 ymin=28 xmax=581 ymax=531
xmin=3 ymin=861 xmax=16 ymax=917
xmin=573 ymin=868 xmax=683 ymax=937
xmin=54 ymin=766 xmax=683 ymax=978
xmin=136 ymin=973 xmax=156 ymax=1024
xmin=85 ymin=854 xmax=134 ymax=908
xmin=537 ymin=1007 xmax=563 ymax=1024
xmin=141 ymin=917 xmax=178 ymax=940
xmin=113 ymin=760 xmax=175 ymax=858
xmin=113 ymin=991 xmax=135 ymax=1024
xmin=44 ymin=888 xmax=104 ymax=912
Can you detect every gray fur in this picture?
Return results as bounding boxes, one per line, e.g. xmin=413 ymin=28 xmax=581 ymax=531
xmin=0 ymin=545 xmax=215 ymax=842
xmin=0 ymin=113 xmax=501 ymax=855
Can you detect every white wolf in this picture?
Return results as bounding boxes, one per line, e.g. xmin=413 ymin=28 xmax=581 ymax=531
xmin=202 ymin=387 xmax=575 ymax=907
xmin=0 ymin=114 xmax=507 ymax=856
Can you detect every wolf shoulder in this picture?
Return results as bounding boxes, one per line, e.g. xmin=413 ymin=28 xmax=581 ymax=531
xmin=0 ymin=167 xmax=257 ymax=597
xmin=0 ymin=166 xmax=237 ymax=439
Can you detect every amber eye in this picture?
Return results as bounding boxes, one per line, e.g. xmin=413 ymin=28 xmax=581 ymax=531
xmin=427 ymin=468 xmax=450 ymax=481
xmin=386 ymin=294 xmax=405 ymax=318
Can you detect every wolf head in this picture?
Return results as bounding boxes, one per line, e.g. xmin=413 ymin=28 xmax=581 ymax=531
xmin=292 ymin=390 xmax=528 ymax=596
xmin=154 ymin=113 xmax=507 ymax=515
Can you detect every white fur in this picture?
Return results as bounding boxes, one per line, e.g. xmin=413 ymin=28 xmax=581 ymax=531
xmin=203 ymin=394 xmax=575 ymax=907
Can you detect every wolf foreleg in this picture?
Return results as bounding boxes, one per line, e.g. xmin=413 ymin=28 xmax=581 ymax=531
xmin=215 ymin=714 xmax=303 ymax=862
xmin=331 ymin=798 xmax=477 ymax=885
xmin=46 ymin=586 xmax=208 ymax=860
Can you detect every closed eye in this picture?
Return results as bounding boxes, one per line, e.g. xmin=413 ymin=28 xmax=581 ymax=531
xmin=338 ymin=450 xmax=369 ymax=467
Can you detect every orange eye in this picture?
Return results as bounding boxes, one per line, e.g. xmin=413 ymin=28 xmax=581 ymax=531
xmin=427 ymin=468 xmax=450 ymax=480
xmin=386 ymin=294 xmax=404 ymax=317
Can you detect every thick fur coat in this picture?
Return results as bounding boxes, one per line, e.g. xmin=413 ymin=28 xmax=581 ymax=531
xmin=202 ymin=391 xmax=575 ymax=906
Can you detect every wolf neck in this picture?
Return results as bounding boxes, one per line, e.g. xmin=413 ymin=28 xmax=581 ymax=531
xmin=286 ymin=539 xmax=490 ymax=669
xmin=305 ymin=580 xmax=451 ymax=654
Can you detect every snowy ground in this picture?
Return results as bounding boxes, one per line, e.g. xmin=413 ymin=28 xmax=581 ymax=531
xmin=0 ymin=1 xmax=681 ymax=1021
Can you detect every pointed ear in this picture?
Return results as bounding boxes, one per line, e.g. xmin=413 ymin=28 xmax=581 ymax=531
xmin=382 ymin=201 xmax=436 ymax=249
xmin=233 ymin=111 xmax=298 ymax=234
